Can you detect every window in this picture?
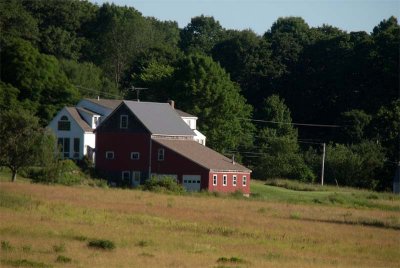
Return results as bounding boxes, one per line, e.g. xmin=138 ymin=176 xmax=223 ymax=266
xmin=73 ymin=138 xmax=80 ymax=158
xmin=57 ymin=115 xmax=70 ymax=131
xmin=223 ymin=175 xmax=227 ymax=186
xmin=106 ymin=151 xmax=114 ymax=159
xmin=122 ymin=171 xmax=130 ymax=182
xmin=120 ymin=115 xmax=128 ymax=129
xmin=213 ymin=174 xmax=217 ymax=186
xmin=158 ymin=148 xmax=165 ymax=161
xmin=233 ymin=175 xmax=237 ymax=186
xmin=131 ymin=152 xmax=140 ymax=160
xmin=243 ymin=176 xmax=247 ymax=186
xmin=58 ymin=138 xmax=70 ymax=158
xmin=132 ymin=171 xmax=141 ymax=184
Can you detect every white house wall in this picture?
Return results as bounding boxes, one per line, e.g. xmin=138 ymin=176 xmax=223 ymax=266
xmin=47 ymin=108 xmax=86 ymax=159
xmin=84 ymin=132 xmax=96 ymax=155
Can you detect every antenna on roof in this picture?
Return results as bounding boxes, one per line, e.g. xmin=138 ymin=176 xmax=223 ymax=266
xmin=130 ymin=86 xmax=148 ymax=102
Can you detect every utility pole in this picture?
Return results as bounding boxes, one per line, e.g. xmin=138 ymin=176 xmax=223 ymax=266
xmin=130 ymin=86 xmax=148 ymax=101
xmin=321 ymin=142 xmax=326 ymax=186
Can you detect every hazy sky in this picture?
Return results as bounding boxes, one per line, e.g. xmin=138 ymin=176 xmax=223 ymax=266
xmin=89 ymin=0 xmax=399 ymax=35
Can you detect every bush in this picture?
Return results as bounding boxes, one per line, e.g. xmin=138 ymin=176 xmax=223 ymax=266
xmin=142 ymin=177 xmax=185 ymax=194
xmin=88 ymin=239 xmax=115 ymax=250
xmin=56 ymin=255 xmax=71 ymax=263
xmin=30 ymin=160 xmax=84 ymax=185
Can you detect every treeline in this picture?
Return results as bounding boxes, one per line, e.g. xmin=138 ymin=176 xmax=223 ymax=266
xmin=0 ymin=0 xmax=398 ymax=190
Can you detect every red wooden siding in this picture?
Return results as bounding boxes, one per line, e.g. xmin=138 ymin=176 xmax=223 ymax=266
xmin=96 ymin=132 xmax=150 ymax=172
xmin=151 ymin=142 xmax=209 ymax=188
xmin=208 ymin=172 xmax=250 ymax=194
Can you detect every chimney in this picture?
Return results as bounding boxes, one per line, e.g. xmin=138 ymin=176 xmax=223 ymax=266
xmin=168 ymin=100 xmax=175 ymax=109
xmin=232 ymin=155 xmax=235 ymax=165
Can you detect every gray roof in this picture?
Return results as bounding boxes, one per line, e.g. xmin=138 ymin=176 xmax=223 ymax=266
xmin=175 ymin=109 xmax=197 ymax=118
xmin=154 ymin=139 xmax=251 ymax=172
xmin=85 ymin=98 xmax=122 ymax=110
xmin=124 ymin=101 xmax=195 ymax=136
xmin=65 ymin=107 xmax=92 ymax=132
xmin=76 ymin=107 xmax=98 ymax=116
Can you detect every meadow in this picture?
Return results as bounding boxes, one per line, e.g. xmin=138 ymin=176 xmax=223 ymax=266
xmin=0 ymin=173 xmax=399 ymax=267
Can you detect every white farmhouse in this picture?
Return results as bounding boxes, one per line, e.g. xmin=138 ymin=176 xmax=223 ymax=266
xmin=47 ymin=98 xmax=121 ymax=160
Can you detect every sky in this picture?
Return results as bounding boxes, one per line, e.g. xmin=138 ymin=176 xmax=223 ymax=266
xmin=89 ymin=0 xmax=399 ymax=35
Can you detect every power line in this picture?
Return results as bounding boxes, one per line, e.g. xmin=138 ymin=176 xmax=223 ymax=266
xmin=240 ymin=118 xmax=342 ymax=128
xmin=74 ymin=85 xmax=122 ymax=99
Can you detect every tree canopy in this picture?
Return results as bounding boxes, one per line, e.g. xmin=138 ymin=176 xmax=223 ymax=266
xmin=0 ymin=0 xmax=398 ymax=190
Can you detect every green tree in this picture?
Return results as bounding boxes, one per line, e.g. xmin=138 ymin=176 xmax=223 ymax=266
xmin=254 ymin=95 xmax=314 ymax=181
xmin=60 ymin=59 xmax=120 ymax=99
xmin=179 ymin=15 xmax=226 ymax=54
xmin=264 ymin=17 xmax=311 ymax=72
xmin=325 ymin=141 xmax=385 ymax=189
xmin=170 ymin=54 xmax=254 ymax=152
xmin=21 ymin=0 xmax=97 ymax=60
xmin=0 ymin=0 xmax=39 ymax=44
xmin=372 ymin=100 xmax=400 ymax=163
xmin=212 ymin=30 xmax=281 ymax=112
xmin=1 ymin=38 xmax=80 ymax=124
xmin=340 ymin=109 xmax=372 ymax=143
xmin=0 ymin=109 xmax=56 ymax=182
xmin=86 ymin=3 xmax=158 ymax=87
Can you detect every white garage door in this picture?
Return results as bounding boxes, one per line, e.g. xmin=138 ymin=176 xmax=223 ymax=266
xmin=182 ymin=175 xmax=201 ymax=192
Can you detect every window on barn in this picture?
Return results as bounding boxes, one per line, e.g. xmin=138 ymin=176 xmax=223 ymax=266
xmin=58 ymin=115 xmax=71 ymax=131
xmin=233 ymin=175 xmax=237 ymax=186
xmin=122 ymin=171 xmax=130 ymax=182
xmin=158 ymin=148 xmax=165 ymax=161
xmin=243 ymin=176 xmax=247 ymax=186
xmin=213 ymin=174 xmax=217 ymax=186
xmin=223 ymin=174 xmax=227 ymax=186
xmin=57 ymin=138 xmax=70 ymax=158
xmin=131 ymin=152 xmax=140 ymax=160
xmin=106 ymin=151 xmax=114 ymax=159
xmin=120 ymin=115 xmax=128 ymax=129
xmin=132 ymin=171 xmax=141 ymax=184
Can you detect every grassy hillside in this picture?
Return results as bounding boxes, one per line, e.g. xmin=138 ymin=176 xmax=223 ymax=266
xmin=0 ymin=178 xmax=399 ymax=267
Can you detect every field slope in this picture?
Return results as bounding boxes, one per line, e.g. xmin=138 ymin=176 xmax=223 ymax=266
xmin=1 ymin=180 xmax=399 ymax=268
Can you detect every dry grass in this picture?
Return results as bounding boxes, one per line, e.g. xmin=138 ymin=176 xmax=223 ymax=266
xmin=1 ymin=181 xmax=399 ymax=268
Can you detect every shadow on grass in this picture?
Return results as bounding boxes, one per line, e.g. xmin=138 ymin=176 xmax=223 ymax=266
xmin=289 ymin=216 xmax=400 ymax=230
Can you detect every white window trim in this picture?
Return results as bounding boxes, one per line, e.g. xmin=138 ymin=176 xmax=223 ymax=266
xmin=158 ymin=148 xmax=165 ymax=161
xmin=120 ymin=115 xmax=128 ymax=129
xmin=223 ymin=174 xmax=227 ymax=186
xmin=131 ymin=152 xmax=140 ymax=160
xmin=233 ymin=175 xmax=237 ymax=186
xmin=242 ymin=175 xmax=247 ymax=186
xmin=106 ymin=151 xmax=114 ymax=159
xmin=213 ymin=174 xmax=217 ymax=186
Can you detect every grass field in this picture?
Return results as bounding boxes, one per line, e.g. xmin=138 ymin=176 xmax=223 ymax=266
xmin=1 ymin=173 xmax=399 ymax=267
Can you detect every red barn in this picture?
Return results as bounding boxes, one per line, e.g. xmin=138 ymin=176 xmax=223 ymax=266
xmin=95 ymin=101 xmax=251 ymax=194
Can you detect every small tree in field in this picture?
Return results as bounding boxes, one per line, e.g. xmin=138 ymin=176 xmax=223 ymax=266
xmin=0 ymin=109 xmax=55 ymax=182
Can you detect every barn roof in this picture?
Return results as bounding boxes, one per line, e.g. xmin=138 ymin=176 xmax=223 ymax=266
xmin=65 ymin=107 xmax=92 ymax=132
xmin=153 ymin=138 xmax=251 ymax=172
xmin=124 ymin=101 xmax=195 ymax=136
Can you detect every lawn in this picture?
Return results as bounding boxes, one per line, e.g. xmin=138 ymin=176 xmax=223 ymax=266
xmin=0 ymin=176 xmax=399 ymax=267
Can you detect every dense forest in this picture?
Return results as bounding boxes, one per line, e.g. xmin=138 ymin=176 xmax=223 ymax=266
xmin=0 ymin=0 xmax=399 ymax=190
